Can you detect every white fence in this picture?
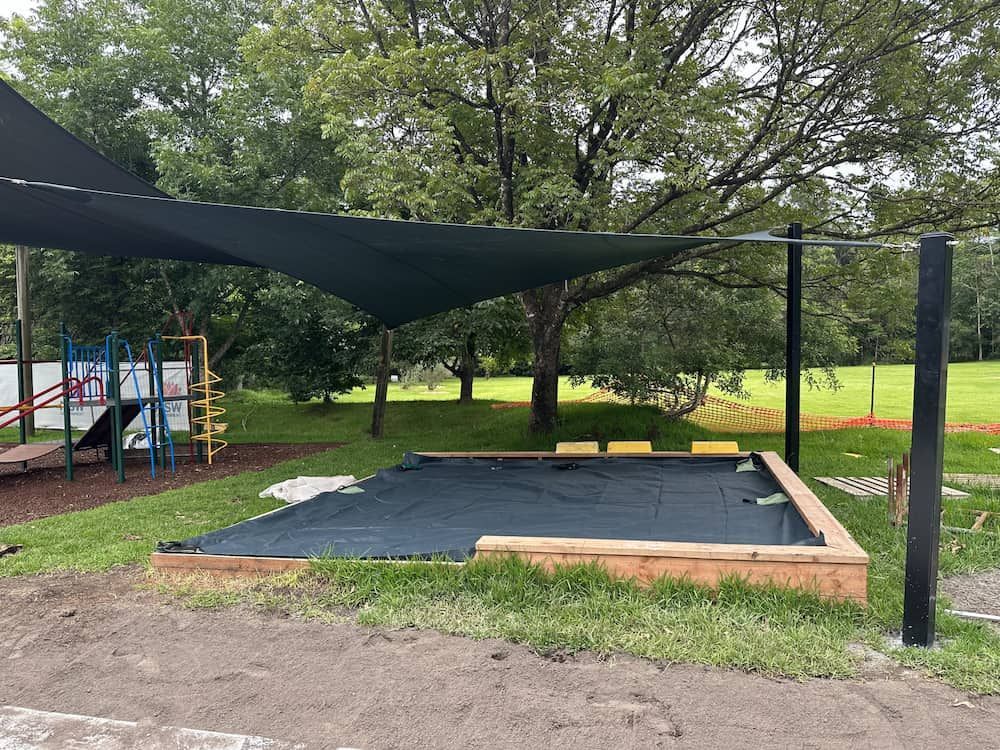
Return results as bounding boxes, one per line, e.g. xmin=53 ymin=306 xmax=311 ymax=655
xmin=1 ymin=360 xmax=191 ymax=433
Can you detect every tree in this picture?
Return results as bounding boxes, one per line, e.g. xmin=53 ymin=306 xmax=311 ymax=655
xmin=567 ymin=246 xmax=856 ymax=410
xmin=1 ymin=0 xmax=347 ymax=373
xmin=952 ymin=237 xmax=999 ymax=360
xmin=392 ymin=298 xmax=528 ymax=402
xmin=254 ymin=0 xmax=1000 ymax=430
xmin=243 ymin=281 xmax=379 ymax=402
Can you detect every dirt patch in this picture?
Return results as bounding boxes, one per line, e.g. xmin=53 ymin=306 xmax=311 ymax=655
xmin=0 ymin=443 xmax=340 ymax=527
xmin=941 ymin=568 xmax=1000 ymax=619
xmin=1 ymin=569 xmax=998 ymax=749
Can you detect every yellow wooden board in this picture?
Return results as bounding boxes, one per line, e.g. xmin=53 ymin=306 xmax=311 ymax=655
xmin=555 ymin=441 xmax=600 ymax=454
xmin=607 ymin=441 xmax=653 ymax=454
xmin=691 ymin=441 xmax=740 ymax=454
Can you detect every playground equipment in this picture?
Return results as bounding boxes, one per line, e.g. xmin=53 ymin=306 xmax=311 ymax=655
xmin=0 ymin=318 xmax=227 ymax=482
xmin=163 ymin=335 xmax=227 ymax=464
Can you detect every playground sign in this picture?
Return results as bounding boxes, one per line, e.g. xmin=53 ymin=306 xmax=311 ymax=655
xmin=0 ymin=360 xmax=191 ymax=432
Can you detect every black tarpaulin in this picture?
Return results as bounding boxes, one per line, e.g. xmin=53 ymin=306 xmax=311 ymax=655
xmin=159 ymin=454 xmax=824 ymax=561
xmin=0 ymin=79 xmax=879 ymax=326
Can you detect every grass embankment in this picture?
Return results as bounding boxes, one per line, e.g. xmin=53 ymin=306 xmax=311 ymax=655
xmin=3 ymin=391 xmax=999 ymax=691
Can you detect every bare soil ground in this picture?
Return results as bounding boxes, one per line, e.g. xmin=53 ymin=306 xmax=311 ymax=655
xmin=1 ymin=569 xmax=998 ymax=750
xmin=0 ymin=443 xmax=339 ymax=526
xmin=941 ymin=567 xmax=1000 ymax=619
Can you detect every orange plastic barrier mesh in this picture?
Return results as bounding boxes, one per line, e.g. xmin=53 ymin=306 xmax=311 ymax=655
xmin=493 ymin=390 xmax=1000 ymax=435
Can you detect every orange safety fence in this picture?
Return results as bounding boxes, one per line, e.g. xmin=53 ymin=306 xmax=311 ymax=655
xmin=492 ymin=390 xmax=1000 ymax=435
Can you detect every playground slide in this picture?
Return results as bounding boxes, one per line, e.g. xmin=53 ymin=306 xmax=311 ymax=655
xmin=74 ymin=403 xmax=142 ymax=451
xmin=0 ymin=403 xmax=142 ymax=465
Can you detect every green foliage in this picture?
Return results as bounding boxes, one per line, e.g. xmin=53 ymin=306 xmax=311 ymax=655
xmin=392 ymin=298 xmax=530 ymax=399
xmin=249 ymin=0 xmax=1000 ymax=428
xmin=567 ymin=259 xmax=852 ymax=407
xmin=951 ymin=238 xmax=999 ymax=361
xmin=242 ymin=281 xmax=379 ymax=402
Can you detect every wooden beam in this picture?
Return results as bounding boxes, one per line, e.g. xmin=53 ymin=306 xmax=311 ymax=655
xmin=15 ymin=246 xmax=34 ymax=437
xmin=151 ymin=552 xmax=312 ymax=576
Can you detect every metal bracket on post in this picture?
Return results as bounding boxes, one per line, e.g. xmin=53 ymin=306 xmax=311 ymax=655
xmin=902 ymin=232 xmax=954 ymax=648
xmin=785 ymin=222 xmax=803 ymax=473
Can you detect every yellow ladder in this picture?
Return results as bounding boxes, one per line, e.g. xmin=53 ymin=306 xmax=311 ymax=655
xmin=164 ymin=335 xmax=228 ymax=464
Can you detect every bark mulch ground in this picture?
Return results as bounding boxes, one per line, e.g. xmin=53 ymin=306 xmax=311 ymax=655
xmin=0 ymin=442 xmax=340 ymax=527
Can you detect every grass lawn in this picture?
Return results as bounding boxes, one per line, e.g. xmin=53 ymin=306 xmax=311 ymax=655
xmin=720 ymin=360 xmax=999 ymax=423
xmin=1 ymin=362 xmax=994 ymax=445
xmin=2 ymin=392 xmax=999 ymax=692
xmin=335 ymin=361 xmax=998 ymax=422
xmin=337 ymin=374 xmax=599 ymax=404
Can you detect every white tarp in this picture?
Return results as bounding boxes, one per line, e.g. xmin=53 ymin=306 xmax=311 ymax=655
xmin=0 ymin=360 xmax=190 ymax=432
xmin=259 ymin=476 xmax=358 ymax=504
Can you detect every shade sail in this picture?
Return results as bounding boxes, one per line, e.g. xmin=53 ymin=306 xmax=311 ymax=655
xmin=0 ymin=80 xmax=165 ymax=198
xmin=0 ymin=79 xmax=878 ymax=326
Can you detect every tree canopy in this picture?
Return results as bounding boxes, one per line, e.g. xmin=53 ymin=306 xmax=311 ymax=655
xmin=2 ymin=0 xmax=998 ymax=427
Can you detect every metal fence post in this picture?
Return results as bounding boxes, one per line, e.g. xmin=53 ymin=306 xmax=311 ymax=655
xmin=902 ymin=232 xmax=954 ymax=647
xmin=785 ymin=222 xmax=803 ymax=472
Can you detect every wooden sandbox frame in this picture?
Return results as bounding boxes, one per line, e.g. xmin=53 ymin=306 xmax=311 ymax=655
xmin=150 ymin=450 xmax=869 ymax=603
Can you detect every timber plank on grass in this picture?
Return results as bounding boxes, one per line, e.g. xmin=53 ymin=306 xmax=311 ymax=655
xmin=943 ymin=474 xmax=1000 ymax=489
xmin=814 ymin=476 xmax=969 ymax=499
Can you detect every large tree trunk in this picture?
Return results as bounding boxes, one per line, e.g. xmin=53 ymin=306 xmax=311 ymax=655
xmin=529 ymin=330 xmax=561 ymax=432
xmin=371 ymin=326 xmax=393 ymax=438
xmin=522 ymin=285 xmax=568 ymax=433
xmin=457 ymin=332 xmax=476 ymax=404
xmin=459 ymin=366 xmax=475 ymax=403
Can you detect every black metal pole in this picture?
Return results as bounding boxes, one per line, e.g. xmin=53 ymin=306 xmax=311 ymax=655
xmin=902 ymin=232 xmax=954 ymax=648
xmin=870 ymin=341 xmax=878 ymax=417
xmin=785 ymin=221 xmax=803 ymax=472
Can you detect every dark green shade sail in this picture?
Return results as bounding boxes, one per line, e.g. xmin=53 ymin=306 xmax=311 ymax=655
xmin=0 ymin=80 xmax=877 ymax=327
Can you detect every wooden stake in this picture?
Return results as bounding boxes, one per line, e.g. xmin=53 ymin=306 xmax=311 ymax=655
xmin=896 ymin=463 xmax=907 ymax=527
xmin=971 ymin=512 xmax=992 ymax=533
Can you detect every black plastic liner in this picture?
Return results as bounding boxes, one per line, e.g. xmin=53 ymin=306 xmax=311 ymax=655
xmin=160 ymin=453 xmax=825 ymax=561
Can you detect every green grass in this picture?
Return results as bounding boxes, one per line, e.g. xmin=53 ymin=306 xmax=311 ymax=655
xmin=2 ymin=361 xmax=995 ymax=444
xmin=337 ymin=374 xmax=598 ymax=403
xmin=2 ymin=395 xmax=1000 ymax=691
xmin=718 ymin=361 xmax=999 ymax=423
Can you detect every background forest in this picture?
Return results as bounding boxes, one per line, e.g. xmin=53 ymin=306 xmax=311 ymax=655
xmin=1 ymin=0 xmax=997 ymax=427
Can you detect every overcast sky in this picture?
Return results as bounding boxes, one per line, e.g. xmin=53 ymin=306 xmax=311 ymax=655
xmin=0 ymin=0 xmax=37 ymax=17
